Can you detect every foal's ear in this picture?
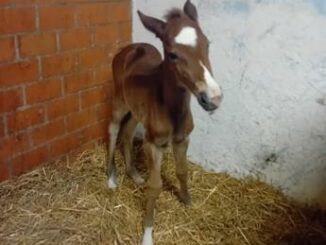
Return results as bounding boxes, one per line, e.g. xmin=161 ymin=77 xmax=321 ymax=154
xmin=183 ymin=0 xmax=198 ymax=22
xmin=138 ymin=11 xmax=166 ymax=39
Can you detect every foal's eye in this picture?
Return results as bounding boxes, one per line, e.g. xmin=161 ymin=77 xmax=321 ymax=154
xmin=168 ymin=52 xmax=178 ymax=62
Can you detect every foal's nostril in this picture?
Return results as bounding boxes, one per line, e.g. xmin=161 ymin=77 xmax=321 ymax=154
xmin=199 ymin=92 xmax=209 ymax=105
xmin=197 ymin=91 xmax=222 ymax=112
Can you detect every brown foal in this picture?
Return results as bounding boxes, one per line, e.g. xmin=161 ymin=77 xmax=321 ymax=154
xmin=107 ymin=1 xmax=223 ymax=244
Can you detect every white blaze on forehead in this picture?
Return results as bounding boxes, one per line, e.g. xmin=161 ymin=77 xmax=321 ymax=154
xmin=200 ymin=61 xmax=222 ymax=98
xmin=174 ymin=27 xmax=197 ymax=47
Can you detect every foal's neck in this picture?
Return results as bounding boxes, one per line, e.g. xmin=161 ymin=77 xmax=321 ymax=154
xmin=161 ymin=61 xmax=191 ymax=116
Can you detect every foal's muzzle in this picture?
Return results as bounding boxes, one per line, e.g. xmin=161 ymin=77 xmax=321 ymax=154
xmin=197 ymin=92 xmax=223 ymax=111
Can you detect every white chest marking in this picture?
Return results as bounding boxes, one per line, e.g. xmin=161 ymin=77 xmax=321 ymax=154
xmin=174 ymin=27 xmax=197 ymax=47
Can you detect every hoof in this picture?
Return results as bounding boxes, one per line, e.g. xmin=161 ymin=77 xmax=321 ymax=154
xmin=178 ymin=191 xmax=191 ymax=205
xmin=141 ymin=227 xmax=153 ymax=245
xmin=128 ymin=171 xmax=145 ymax=185
xmin=107 ymin=175 xmax=118 ymax=189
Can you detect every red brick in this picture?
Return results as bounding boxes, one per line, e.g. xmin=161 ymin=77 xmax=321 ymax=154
xmin=79 ymin=140 xmax=96 ymax=152
xmin=15 ymin=132 xmax=30 ymax=152
xmin=0 ymin=60 xmax=38 ymax=86
xmin=77 ymin=2 xmax=130 ymax=25
xmin=36 ymin=0 xmax=70 ymax=3
xmin=108 ymin=2 xmax=131 ymax=22
xmin=0 ymin=0 xmax=12 ymax=5
xmin=0 ymin=37 xmax=15 ymax=63
xmin=0 ymin=138 xmax=12 ymax=162
xmin=0 ymin=132 xmax=30 ymax=161
xmin=0 ymin=116 xmax=4 ymax=137
xmin=7 ymin=105 xmax=45 ymax=132
xmin=107 ymin=43 xmax=123 ymax=61
xmin=81 ymin=85 xmax=109 ymax=108
xmin=96 ymin=102 xmax=111 ymax=121
xmin=120 ymin=21 xmax=131 ymax=42
xmin=49 ymin=132 xmax=81 ymax=157
xmin=82 ymin=120 xmax=107 ymax=142
xmin=19 ymin=32 xmax=57 ymax=57
xmin=31 ymin=119 xmax=65 ymax=146
xmin=0 ymin=0 xmax=37 ymax=4
xmin=42 ymin=53 xmax=76 ymax=77
xmin=0 ymin=163 xmax=10 ymax=182
xmin=94 ymin=24 xmax=120 ymax=46
xmin=12 ymin=145 xmax=48 ymax=176
xmin=60 ymin=29 xmax=91 ymax=50
xmin=39 ymin=6 xmax=76 ymax=30
xmin=0 ymin=7 xmax=35 ymax=34
xmin=78 ymin=3 xmax=109 ymax=26
xmin=1 ymin=0 xmax=103 ymax=6
xmin=64 ymin=70 xmax=96 ymax=93
xmin=0 ymin=87 xmax=23 ymax=113
xmin=94 ymin=64 xmax=113 ymax=83
xmin=66 ymin=107 xmax=97 ymax=131
xmin=79 ymin=47 xmax=108 ymax=69
xmin=47 ymin=95 xmax=79 ymax=119
xmin=26 ymin=78 xmax=61 ymax=104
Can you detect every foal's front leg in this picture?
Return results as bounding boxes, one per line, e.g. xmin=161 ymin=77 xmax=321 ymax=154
xmin=141 ymin=142 xmax=164 ymax=245
xmin=173 ymin=137 xmax=191 ymax=205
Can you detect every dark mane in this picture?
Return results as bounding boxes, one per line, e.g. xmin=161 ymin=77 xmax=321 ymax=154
xmin=164 ymin=8 xmax=183 ymax=21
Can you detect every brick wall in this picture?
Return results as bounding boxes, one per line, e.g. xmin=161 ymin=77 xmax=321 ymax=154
xmin=0 ymin=0 xmax=131 ymax=181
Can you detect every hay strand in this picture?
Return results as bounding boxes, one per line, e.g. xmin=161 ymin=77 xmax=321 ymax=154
xmin=0 ymin=144 xmax=325 ymax=245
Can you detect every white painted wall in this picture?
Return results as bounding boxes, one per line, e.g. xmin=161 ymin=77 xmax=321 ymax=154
xmin=132 ymin=0 xmax=326 ymax=207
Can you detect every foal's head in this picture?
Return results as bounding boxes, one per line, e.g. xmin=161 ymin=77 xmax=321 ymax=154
xmin=138 ymin=0 xmax=223 ymax=111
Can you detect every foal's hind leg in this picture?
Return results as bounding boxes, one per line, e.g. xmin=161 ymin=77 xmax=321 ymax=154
xmin=121 ymin=116 xmax=144 ymax=185
xmin=173 ymin=137 xmax=191 ymax=205
xmin=107 ymin=109 xmax=127 ymax=189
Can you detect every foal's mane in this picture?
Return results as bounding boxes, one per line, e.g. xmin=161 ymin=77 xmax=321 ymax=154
xmin=164 ymin=8 xmax=184 ymax=21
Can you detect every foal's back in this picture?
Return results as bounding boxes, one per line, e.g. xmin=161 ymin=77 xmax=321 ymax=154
xmin=112 ymin=43 xmax=162 ymax=96
xmin=111 ymin=43 xmax=169 ymax=129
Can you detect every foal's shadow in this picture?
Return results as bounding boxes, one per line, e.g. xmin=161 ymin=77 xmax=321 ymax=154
xmin=161 ymin=176 xmax=180 ymax=200
xmin=278 ymin=207 xmax=326 ymax=245
xmin=118 ymin=136 xmax=182 ymax=202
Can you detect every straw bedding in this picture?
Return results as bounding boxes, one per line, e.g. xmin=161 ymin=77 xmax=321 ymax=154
xmin=0 ymin=143 xmax=325 ymax=245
